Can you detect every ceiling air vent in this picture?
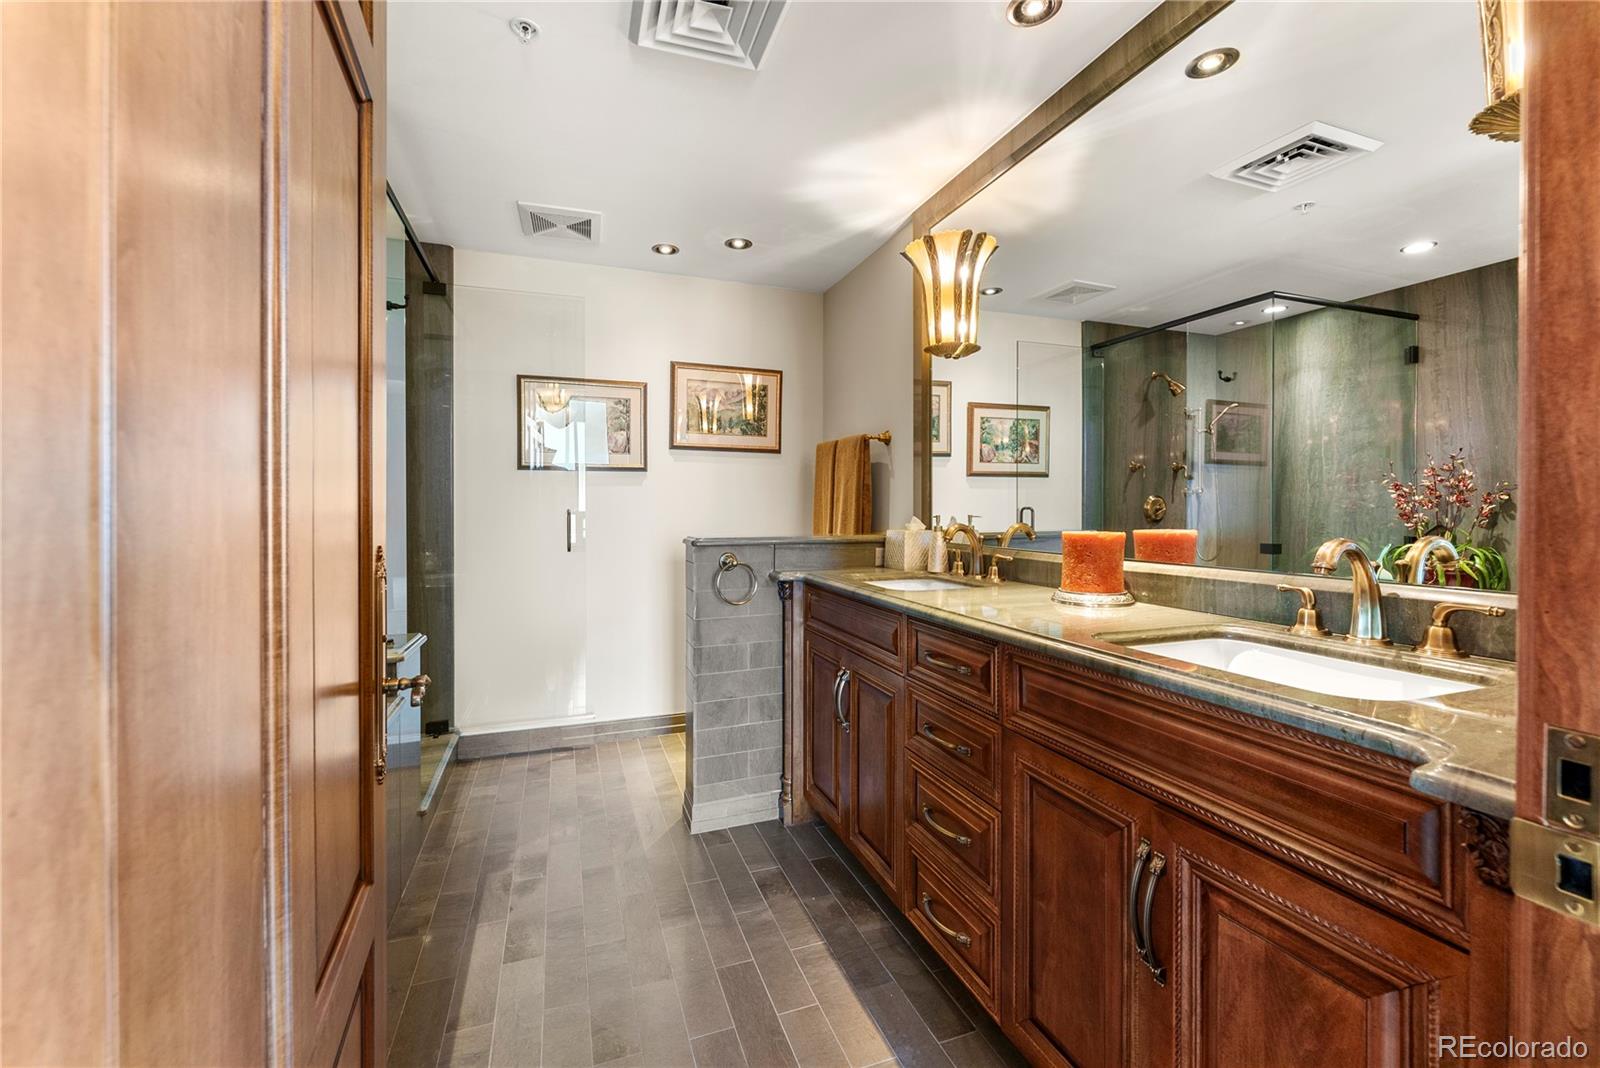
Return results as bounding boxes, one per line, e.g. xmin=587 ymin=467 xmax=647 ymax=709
xmin=516 ymin=202 xmax=603 ymax=245
xmin=1210 ymin=122 xmax=1383 ymax=192
xmin=1044 ymin=279 xmax=1117 ymax=305
xmin=629 ymin=0 xmax=788 ymax=70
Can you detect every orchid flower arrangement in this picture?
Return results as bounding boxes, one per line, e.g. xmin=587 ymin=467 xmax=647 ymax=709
xmin=1376 ymin=450 xmax=1516 ymax=590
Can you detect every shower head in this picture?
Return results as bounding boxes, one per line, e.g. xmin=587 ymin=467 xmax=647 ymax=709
xmin=1150 ymin=371 xmax=1186 ymax=396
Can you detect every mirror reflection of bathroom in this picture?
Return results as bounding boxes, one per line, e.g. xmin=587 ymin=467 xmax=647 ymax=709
xmin=933 ymin=0 xmax=1519 ymax=589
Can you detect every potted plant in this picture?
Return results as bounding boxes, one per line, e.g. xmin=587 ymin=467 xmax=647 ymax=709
xmin=1376 ymin=449 xmax=1515 ymax=590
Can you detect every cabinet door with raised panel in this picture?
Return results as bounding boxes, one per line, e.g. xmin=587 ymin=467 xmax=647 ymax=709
xmin=844 ymin=653 xmax=903 ymax=896
xmin=1158 ymin=809 xmax=1470 ymax=1068
xmin=803 ymin=635 xmax=847 ymax=830
xmin=1002 ymin=735 xmax=1163 ymax=1068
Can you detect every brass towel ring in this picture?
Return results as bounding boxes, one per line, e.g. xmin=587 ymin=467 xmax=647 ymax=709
xmin=714 ymin=552 xmax=758 ymax=606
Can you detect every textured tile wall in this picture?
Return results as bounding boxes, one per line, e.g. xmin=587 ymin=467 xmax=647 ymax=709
xmin=684 ymin=538 xmax=881 ymax=833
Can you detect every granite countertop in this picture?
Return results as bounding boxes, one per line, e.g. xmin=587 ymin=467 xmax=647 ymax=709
xmin=777 ymin=568 xmax=1517 ymax=817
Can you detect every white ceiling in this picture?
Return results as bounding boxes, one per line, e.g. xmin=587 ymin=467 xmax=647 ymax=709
xmin=942 ymin=1 xmax=1521 ymax=333
xmin=386 ymin=0 xmax=1161 ymax=292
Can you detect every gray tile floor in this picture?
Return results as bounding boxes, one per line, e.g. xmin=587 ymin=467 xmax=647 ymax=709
xmin=387 ymin=733 xmax=1027 ymax=1068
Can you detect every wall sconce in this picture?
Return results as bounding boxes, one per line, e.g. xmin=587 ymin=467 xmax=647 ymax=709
xmin=1470 ymin=0 xmax=1523 ymax=141
xmin=902 ymin=228 xmax=998 ymax=359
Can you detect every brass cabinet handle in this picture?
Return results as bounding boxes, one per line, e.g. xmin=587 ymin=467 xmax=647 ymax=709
xmin=921 ymin=805 xmax=973 ymax=847
xmin=919 ymin=894 xmax=973 ymax=948
xmin=919 ymin=723 xmax=973 ymax=758
xmin=1126 ymin=840 xmax=1167 ymax=986
xmin=832 ymin=668 xmax=852 ymax=732
xmin=920 ymin=651 xmax=974 ymax=677
xmin=1127 ymin=839 xmax=1151 ymax=960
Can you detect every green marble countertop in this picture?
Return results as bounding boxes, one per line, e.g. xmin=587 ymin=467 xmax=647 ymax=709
xmin=779 ymin=568 xmax=1517 ymax=818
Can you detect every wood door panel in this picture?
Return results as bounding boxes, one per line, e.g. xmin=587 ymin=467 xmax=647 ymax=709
xmin=846 ymin=654 xmax=903 ymax=894
xmin=804 ymin=635 xmax=846 ymax=828
xmin=1163 ymin=811 xmax=1470 ymax=1068
xmin=1003 ymin=735 xmax=1155 ymax=1068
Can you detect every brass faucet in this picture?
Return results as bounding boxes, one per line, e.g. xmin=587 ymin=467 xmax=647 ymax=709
xmin=1309 ymin=538 xmax=1392 ymax=646
xmin=999 ymin=522 xmax=1036 ymax=549
xmin=1394 ymin=535 xmax=1460 ymax=585
xmin=942 ymin=521 xmax=984 ymax=579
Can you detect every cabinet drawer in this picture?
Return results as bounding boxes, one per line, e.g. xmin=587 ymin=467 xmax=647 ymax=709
xmin=907 ymin=623 xmax=997 ymax=712
xmin=1008 ymin=652 xmax=1467 ymax=942
xmin=906 ymin=685 xmax=1001 ymax=802
xmin=907 ymin=844 xmax=999 ymax=1013
xmin=907 ymin=757 xmax=999 ymax=901
xmin=806 ymin=587 xmax=904 ymax=670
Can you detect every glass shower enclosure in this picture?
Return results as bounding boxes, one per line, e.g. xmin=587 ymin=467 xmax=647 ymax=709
xmin=1083 ymin=292 xmax=1420 ymax=575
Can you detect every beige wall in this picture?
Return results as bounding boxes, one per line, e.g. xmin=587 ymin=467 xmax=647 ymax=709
xmin=822 ymin=225 xmax=914 ymax=530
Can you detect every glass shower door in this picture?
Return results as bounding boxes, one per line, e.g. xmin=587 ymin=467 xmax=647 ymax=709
xmin=452 ymin=284 xmax=590 ymax=734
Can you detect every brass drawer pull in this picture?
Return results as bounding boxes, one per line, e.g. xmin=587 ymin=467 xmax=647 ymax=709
xmin=919 ymin=724 xmax=973 ymax=758
xmin=921 ymin=651 xmax=974 ymax=677
xmin=919 ymin=893 xmax=973 ymax=947
xmin=921 ymin=806 xmax=973 ymax=847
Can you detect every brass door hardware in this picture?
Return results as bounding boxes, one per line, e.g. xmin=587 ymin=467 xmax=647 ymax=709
xmin=1276 ymin=584 xmax=1330 ymax=637
xmin=1127 ymin=839 xmax=1167 ymax=984
xmin=1418 ymin=602 xmax=1507 ymax=658
xmin=1143 ymin=495 xmax=1167 ymax=523
xmin=1545 ymin=728 xmax=1599 ymax=833
xmin=1511 ymin=819 xmax=1598 ymax=926
xmin=384 ymin=673 xmax=431 ymax=708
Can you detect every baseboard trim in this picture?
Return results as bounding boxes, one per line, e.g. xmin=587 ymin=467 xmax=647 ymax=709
xmin=457 ymin=713 xmax=685 ymax=761
xmin=686 ymin=789 xmax=780 ymax=834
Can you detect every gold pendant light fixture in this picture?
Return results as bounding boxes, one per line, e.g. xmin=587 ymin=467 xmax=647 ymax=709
xmin=1470 ymin=0 xmax=1523 ymax=142
xmin=903 ymin=228 xmax=999 ymax=360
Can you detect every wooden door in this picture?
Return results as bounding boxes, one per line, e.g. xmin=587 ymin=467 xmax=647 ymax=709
xmin=283 ymin=4 xmax=388 ymax=1067
xmin=804 ymin=635 xmax=848 ymax=828
xmin=1001 ymin=734 xmax=1160 ymax=1068
xmin=844 ymin=653 xmax=904 ymax=895
xmin=0 ymin=2 xmax=385 ymax=1063
xmin=1157 ymin=809 xmax=1469 ymax=1068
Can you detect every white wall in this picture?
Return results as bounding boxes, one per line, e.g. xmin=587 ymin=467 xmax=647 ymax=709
xmin=822 ymin=225 xmax=914 ymax=530
xmin=932 ymin=310 xmax=1083 ymax=533
xmin=451 ymin=249 xmax=824 ymax=732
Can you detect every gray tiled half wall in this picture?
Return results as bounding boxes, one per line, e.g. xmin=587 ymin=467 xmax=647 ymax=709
xmin=683 ymin=536 xmax=882 ymax=833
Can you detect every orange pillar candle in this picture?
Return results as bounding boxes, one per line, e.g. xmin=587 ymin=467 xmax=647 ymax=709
xmin=1059 ymin=531 xmax=1129 ymax=595
xmin=1132 ymin=528 xmax=1198 ymax=565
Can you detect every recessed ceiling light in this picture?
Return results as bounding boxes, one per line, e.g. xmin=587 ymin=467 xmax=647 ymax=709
xmin=1262 ymin=304 xmax=1288 ymax=315
xmin=1185 ymin=47 xmax=1240 ymax=79
xmin=651 ymin=243 xmax=680 ymax=256
xmin=508 ymin=17 xmax=539 ymax=43
xmin=1232 ymin=320 xmax=1247 ymax=326
xmin=1400 ymin=240 xmax=1438 ymax=255
xmin=1293 ymin=201 xmax=1316 ymax=215
xmin=723 ymin=237 xmax=753 ymax=250
xmin=1005 ymin=0 xmax=1061 ymax=27
xmin=980 ymin=286 xmax=1003 ymax=296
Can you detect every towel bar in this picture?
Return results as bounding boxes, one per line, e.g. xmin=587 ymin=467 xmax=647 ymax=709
xmin=714 ymin=551 xmax=758 ymax=606
xmin=866 ymin=430 xmax=892 ymax=444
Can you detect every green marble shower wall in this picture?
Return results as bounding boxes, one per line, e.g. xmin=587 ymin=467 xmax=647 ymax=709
xmin=1082 ymin=259 xmax=1518 ymax=585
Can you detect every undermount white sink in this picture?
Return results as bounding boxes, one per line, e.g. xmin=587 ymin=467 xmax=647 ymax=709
xmin=866 ymin=577 xmax=970 ymax=592
xmin=1129 ymin=637 xmax=1481 ymax=702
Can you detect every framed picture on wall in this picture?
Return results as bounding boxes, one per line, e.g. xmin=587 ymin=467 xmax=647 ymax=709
xmin=517 ymin=375 xmax=648 ymax=471
xmin=669 ymin=361 xmax=783 ymax=452
xmin=1203 ymin=399 xmax=1268 ymax=466
xmin=931 ymin=380 xmax=952 ymax=457
xmin=967 ymin=402 xmax=1050 ymax=477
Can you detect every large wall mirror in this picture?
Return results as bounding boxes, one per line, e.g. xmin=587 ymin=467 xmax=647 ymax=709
xmin=920 ymin=1 xmax=1520 ymax=590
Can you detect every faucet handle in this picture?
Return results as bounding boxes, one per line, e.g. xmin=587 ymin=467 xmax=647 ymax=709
xmin=986 ymin=553 xmax=1014 ymax=585
xmin=1420 ymin=602 xmax=1507 ymax=659
xmin=1277 ymin=584 xmax=1330 ymax=637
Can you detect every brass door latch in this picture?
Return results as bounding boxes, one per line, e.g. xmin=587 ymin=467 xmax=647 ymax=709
xmin=384 ymin=673 xmax=431 ymax=707
xmin=1511 ymin=727 xmax=1600 ymax=926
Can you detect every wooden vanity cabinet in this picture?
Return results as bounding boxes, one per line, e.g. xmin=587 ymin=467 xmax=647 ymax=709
xmin=794 ymin=585 xmax=1505 ymax=1067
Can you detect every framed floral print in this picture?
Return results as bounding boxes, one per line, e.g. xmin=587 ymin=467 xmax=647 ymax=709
xmin=966 ymin=402 xmax=1050 ymax=477
xmin=517 ymin=375 xmax=647 ymax=471
xmin=931 ymin=380 xmax=952 ymax=457
xmin=1203 ymin=399 xmax=1268 ymax=466
xmin=669 ymin=361 xmax=782 ymax=452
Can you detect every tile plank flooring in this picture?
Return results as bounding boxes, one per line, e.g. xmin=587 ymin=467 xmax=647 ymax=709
xmin=388 ymin=734 xmax=1026 ymax=1068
